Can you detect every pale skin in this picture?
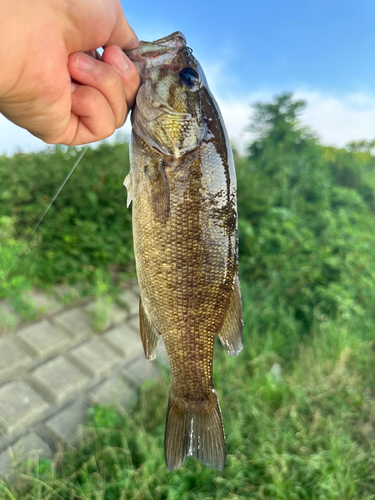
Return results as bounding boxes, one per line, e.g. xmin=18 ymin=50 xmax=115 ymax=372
xmin=0 ymin=0 xmax=141 ymax=146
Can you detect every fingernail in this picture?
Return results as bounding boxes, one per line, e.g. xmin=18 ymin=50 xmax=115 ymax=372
xmin=71 ymin=82 xmax=78 ymax=93
xmin=113 ymin=47 xmax=130 ymax=72
xmin=76 ymin=52 xmax=94 ymax=71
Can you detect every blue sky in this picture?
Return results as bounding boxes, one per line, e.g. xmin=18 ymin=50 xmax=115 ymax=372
xmin=124 ymin=0 xmax=375 ymax=96
xmin=1 ymin=0 xmax=375 ymax=154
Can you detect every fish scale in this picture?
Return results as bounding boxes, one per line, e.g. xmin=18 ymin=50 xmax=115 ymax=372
xmin=125 ymin=31 xmax=243 ymax=471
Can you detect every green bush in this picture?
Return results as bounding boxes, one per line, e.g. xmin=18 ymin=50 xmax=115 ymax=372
xmin=237 ymin=94 xmax=375 ymax=340
xmin=0 ymin=142 xmax=135 ymax=287
xmin=2 ymin=94 xmax=375 ymax=344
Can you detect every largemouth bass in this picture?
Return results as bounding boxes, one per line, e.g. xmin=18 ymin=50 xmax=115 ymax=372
xmin=124 ymin=32 xmax=243 ymax=471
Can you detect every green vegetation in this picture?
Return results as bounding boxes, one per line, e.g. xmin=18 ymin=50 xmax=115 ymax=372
xmin=2 ymin=94 xmax=375 ymax=498
xmin=0 ymin=141 xmax=134 ymax=319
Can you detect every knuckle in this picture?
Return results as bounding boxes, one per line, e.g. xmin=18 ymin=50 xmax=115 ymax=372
xmin=116 ymin=110 xmax=127 ymax=128
xmin=105 ymin=71 xmax=120 ymax=91
xmin=103 ymin=115 xmax=116 ymax=138
xmin=127 ymin=62 xmax=141 ymax=86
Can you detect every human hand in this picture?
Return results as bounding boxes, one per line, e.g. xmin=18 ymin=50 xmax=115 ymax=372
xmin=0 ymin=0 xmax=140 ymax=146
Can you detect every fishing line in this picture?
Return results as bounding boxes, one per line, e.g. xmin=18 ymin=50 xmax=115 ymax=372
xmin=6 ymin=145 xmax=88 ymax=276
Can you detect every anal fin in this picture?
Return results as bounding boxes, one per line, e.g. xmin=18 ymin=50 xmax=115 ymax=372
xmin=218 ymin=274 xmax=243 ymax=356
xmin=139 ymin=297 xmax=160 ymax=360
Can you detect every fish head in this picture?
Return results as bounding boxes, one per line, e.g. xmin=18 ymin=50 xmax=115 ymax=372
xmin=125 ymin=32 xmax=209 ymax=160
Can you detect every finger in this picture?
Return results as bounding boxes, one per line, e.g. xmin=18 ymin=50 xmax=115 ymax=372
xmin=68 ymin=51 xmax=130 ymax=128
xmin=104 ymin=0 xmax=139 ymax=50
xmin=52 ymin=83 xmax=117 ymax=146
xmin=66 ymin=0 xmax=138 ymax=53
xmin=101 ymin=45 xmax=140 ymax=110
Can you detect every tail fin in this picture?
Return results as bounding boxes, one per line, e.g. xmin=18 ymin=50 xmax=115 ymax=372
xmin=164 ymin=390 xmax=226 ymax=471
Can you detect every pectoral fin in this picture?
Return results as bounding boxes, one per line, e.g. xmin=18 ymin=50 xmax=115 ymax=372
xmin=145 ymin=159 xmax=170 ymax=222
xmin=218 ymin=274 xmax=243 ymax=356
xmin=139 ymin=298 xmax=161 ymax=360
xmin=124 ymin=172 xmax=133 ymax=207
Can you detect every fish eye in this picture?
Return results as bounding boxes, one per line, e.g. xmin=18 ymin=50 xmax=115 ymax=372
xmin=179 ymin=67 xmax=200 ymax=88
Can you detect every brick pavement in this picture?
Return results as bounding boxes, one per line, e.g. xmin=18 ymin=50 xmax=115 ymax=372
xmin=0 ymin=283 xmax=168 ymax=479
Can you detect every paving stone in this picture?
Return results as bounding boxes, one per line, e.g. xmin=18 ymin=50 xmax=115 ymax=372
xmin=0 ymin=447 xmax=12 ymax=477
xmin=16 ymin=320 xmax=71 ymax=357
xmin=45 ymin=399 xmax=88 ymax=443
xmin=13 ymin=431 xmax=52 ymax=462
xmin=0 ymin=381 xmax=49 ymax=435
xmin=0 ymin=431 xmax=10 ymax=453
xmin=0 ymin=432 xmax=51 ymax=478
xmin=23 ymin=290 xmax=63 ymax=316
xmin=120 ymin=357 xmax=160 ymax=387
xmin=104 ymin=323 xmax=143 ymax=360
xmin=30 ymin=356 xmax=90 ymax=404
xmin=52 ymin=308 xmax=93 ymax=339
xmin=109 ymin=304 xmax=128 ymax=325
xmin=87 ymin=377 xmax=137 ymax=408
xmin=0 ymin=338 xmax=33 ymax=379
xmin=70 ymin=337 xmax=121 ymax=378
xmin=127 ymin=315 xmax=140 ymax=333
xmin=118 ymin=289 xmax=139 ymax=317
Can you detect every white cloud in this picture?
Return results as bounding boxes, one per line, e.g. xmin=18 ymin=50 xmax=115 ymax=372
xmin=199 ymin=59 xmax=375 ymax=152
xmin=215 ymin=93 xmax=268 ymax=153
xmin=212 ymin=89 xmax=375 ymax=154
xmin=0 ymin=114 xmax=46 ymax=156
xmin=296 ymin=91 xmax=375 ymax=147
xmin=0 ymin=112 xmax=132 ymax=157
xmin=2 ymin=89 xmax=375 ymax=157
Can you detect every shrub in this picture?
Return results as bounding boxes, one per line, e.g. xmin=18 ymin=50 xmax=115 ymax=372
xmin=0 ymin=142 xmax=135 ymax=286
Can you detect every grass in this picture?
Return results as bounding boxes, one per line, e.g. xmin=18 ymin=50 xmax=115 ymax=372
xmin=1 ymin=283 xmax=375 ymax=499
xmin=2 ymin=97 xmax=375 ymax=497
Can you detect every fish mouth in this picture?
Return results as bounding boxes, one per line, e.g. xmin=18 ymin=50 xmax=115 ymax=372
xmin=126 ymin=31 xmax=192 ymax=118
xmin=124 ymin=32 xmax=187 ymax=73
xmin=138 ymin=31 xmax=186 ymax=56
xmin=126 ymin=31 xmax=205 ymax=159
xmin=151 ymin=31 xmax=187 ymax=45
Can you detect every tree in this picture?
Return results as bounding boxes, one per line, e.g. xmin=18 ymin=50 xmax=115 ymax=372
xmin=237 ymin=93 xmax=375 ymax=334
xmin=248 ymin=92 xmax=313 ymax=162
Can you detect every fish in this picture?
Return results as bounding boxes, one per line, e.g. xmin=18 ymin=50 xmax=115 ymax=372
xmin=124 ymin=32 xmax=243 ymax=471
